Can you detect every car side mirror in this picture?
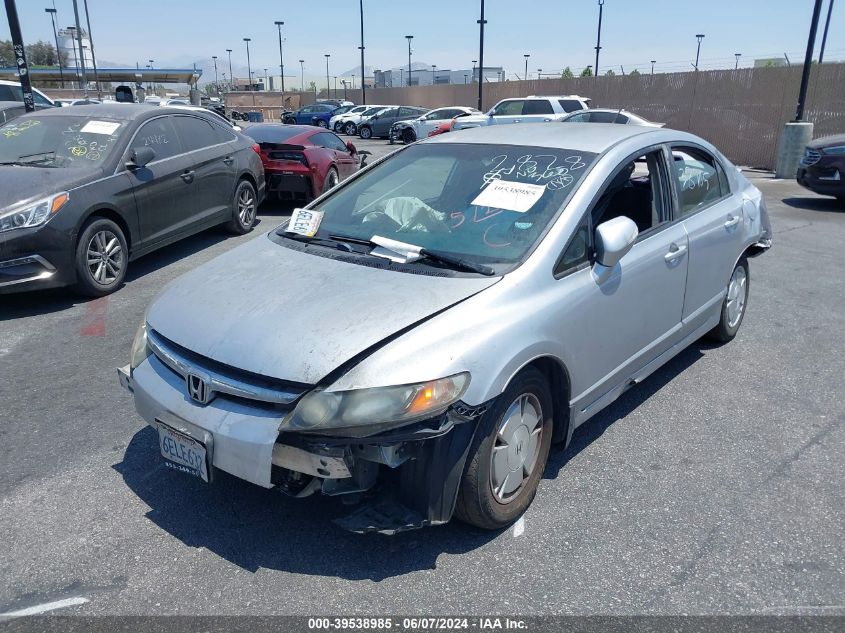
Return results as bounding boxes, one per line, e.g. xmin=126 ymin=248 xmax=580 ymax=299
xmin=594 ymin=216 xmax=638 ymax=269
xmin=126 ymin=146 xmax=155 ymax=169
xmin=371 ymin=114 xmax=380 ymax=120
xmin=346 ymin=141 xmax=357 ymax=154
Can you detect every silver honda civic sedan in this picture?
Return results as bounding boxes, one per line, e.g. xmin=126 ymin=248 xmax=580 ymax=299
xmin=117 ymin=123 xmax=772 ymax=534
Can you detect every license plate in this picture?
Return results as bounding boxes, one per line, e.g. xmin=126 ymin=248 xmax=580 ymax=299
xmin=157 ymin=422 xmax=209 ymax=482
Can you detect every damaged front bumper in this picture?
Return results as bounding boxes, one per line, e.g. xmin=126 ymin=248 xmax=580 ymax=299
xmin=119 ymin=355 xmax=486 ymax=534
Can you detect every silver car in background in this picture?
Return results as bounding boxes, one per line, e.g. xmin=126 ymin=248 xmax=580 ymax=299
xmin=118 ymin=123 xmax=771 ymax=534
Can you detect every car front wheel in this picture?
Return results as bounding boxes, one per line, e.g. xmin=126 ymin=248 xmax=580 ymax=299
xmin=316 ymin=119 xmax=328 ymax=128
xmin=322 ymin=167 xmax=339 ymax=194
xmin=345 ymin=122 xmax=357 ymax=135
xmin=226 ymin=179 xmax=258 ymax=235
xmin=402 ymin=128 xmax=416 ymax=144
xmin=74 ymin=217 xmax=128 ymax=297
xmin=455 ymin=367 xmax=553 ymax=530
xmin=708 ymin=257 xmax=749 ymax=343
xmin=359 ymin=126 xmax=372 ymax=139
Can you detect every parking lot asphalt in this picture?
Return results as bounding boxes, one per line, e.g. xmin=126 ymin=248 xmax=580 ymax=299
xmin=0 ymin=143 xmax=843 ymax=616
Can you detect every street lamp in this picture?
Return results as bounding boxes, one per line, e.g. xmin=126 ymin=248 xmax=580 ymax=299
xmin=148 ymin=59 xmax=154 ymax=92
xmin=734 ymin=53 xmax=741 ymax=70
xmin=359 ymin=0 xmax=366 ymax=104
xmin=212 ymin=55 xmax=219 ymax=95
xmin=432 ymin=64 xmax=436 ymax=84
xmin=324 ymin=54 xmax=331 ymax=98
xmin=299 ymin=59 xmax=305 ymax=92
xmin=243 ymin=37 xmax=254 ymax=106
xmin=464 ymin=73 xmax=468 ymax=84
xmin=651 ymin=60 xmax=656 ymax=75
xmin=405 ymin=35 xmax=414 ymax=87
xmin=44 ymin=8 xmax=64 ymax=89
xmin=274 ymin=21 xmax=285 ymax=94
xmin=595 ymin=0 xmax=604 ymax=77
xmin=264 ymin=68 xmax=268 ymax=91
xmin=472 ymin=60 xmax=477 ymax=82
xmin=225 ymin=49 xmax=233 ymax=91
xmin=694 ymin=33 xmax=705 ymax=71
xmin=523 ymin=54 xmax=530 ymax=81
xmin=477 ymin=0 xmax=486 ymax=110
xmin=81 ymin=0 xmax=101 ymax=98
xmin=537 ymin=68 xmax=542 ymax=80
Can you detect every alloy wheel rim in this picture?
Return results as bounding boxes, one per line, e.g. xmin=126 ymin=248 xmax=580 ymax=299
xmin=327 ymin=171 xmax=338 ymax=188
xmin=86 ymin=230 xmax=123 ymax=285
xmin=726 ymin=266 xmax=747 ymax=328
xmin=489 ymin=393 xmax=543 ymax=504
xmin=238 ymin=186 xmax=255 ymax=225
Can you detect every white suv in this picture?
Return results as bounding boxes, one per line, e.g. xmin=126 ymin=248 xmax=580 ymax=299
xmin=0 ymin=80 xmax=56 ymax=108
xmin=453 ymin=94 xmax=590 ymax=129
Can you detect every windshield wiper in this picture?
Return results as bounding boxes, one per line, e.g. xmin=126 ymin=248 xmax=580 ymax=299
xmin=280 ymin=230 xmax=354 ymax=252
xmin=0 ymin=160 xmax=55 ymax=168
xmin=416 ymin=249 xmax=496 ymax=276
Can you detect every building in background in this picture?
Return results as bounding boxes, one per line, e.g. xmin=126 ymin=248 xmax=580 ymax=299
xmin=57 ymin=27 xmax=93 ymax=69
xmin=374 ymin=66 xmax=504 ymax=88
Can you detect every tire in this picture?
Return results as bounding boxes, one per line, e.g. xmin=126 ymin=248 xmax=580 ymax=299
xmin=322 ymin=167 xmax=339 ymax=194
xmin=455 ymin=367 xmax=553 ymax=530
xmin=707 ymin=257 xmax=750 ymax=343
xmin=333 ymin=121 xmax=343 ymax=132
xmin=316 ymin=119 xmax=328 ymax=129
xmin=359 ymin=126 xmax=372 ymax=139
xmin=226 ymin=179 xmax=258 ymax=235
xmin=402 ymin=128 xmax=416 ymax=144
xmin=283 ymin=116 xmax=295 ymax=125
xmin=345 ymin=122 xmax=358 ymax=136
xmin=74 ymin=217 xmax=128 ymax=297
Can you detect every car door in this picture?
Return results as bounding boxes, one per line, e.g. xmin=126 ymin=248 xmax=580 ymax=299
xmin=415 ymin=108 xmax=452 ymax=137
xmin=171 ymin=114 xmax=237 ymax=226
xmin=371 ymin=107 xmax=399 ymax=137
xmin=518 ymin=99 xmax=556 ymax=123
xmin=295 ymin=106 xmax=314 ymax=125
xmin=126 ymin=115 xmax=200 ymax=247
xmin=489 ymin=99 xmax=524 ymax=125
xmin=553 ymin=147 xmax=690 ymax=422
xmin=312 ymin=131 xmax=357 ymax=180
xmin=670 ymin=144 xmax=746 ymax=327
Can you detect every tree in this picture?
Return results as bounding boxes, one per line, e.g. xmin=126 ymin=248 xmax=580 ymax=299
xmin=561 ymin=66 xmax=574 ymax=79
xmin=579 ymin=66 xmax=593 ymax=77
xmin=629 ymin=68 xmax=641 ymax=76
xmin=0 ymin=39 xmax=67 ymax=69
xmin=604 ymin=69 xmax=616 ymax=76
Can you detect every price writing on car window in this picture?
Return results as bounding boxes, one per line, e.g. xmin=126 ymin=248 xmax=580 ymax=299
xmin=482 ymin=153 xmax=586 ymax=190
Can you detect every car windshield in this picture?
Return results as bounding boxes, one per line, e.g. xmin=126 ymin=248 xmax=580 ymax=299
xmin=0 ymin=115 xmax=126 ymax=168
xmin=303 ymin=142 xmax=597 ymax=266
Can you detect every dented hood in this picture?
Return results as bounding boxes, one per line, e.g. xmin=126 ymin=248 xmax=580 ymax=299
xmin=146 ymin=233 xmax=499 ymax=385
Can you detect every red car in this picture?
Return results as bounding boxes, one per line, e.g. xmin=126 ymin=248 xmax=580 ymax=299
xmin=243 ymin=124 xmax=361 ymax=202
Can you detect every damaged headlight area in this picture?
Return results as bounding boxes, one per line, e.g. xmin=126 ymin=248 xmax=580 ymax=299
xmin=286 ymin=372 xmax=470 ymax=433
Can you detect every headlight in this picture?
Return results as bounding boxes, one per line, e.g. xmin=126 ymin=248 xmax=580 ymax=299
xmin=822 ymin=145 xmax=845 ymax=155
xmin=288 ymin=372 xmax=470 ymax=431
xmin=0 ymin=192 xmax=69 ymax=233
xmin=130 ymin=322 xmax=151 ymax=370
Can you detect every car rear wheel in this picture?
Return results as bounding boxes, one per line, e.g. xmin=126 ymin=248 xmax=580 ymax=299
xmin=333 ymin=121 xmax=343 ymax=132
xmin=402 ymin=128 xmax=416 ymax=144
xmin=345 ymin=122 xmax=357 ymax=135
xmin=322 ymin=167 xmax=339 ymax=194
xmin=74 ymin=217 xmax=128 ymax=297
xmin=226 ymin=179 xmax=258 ymax=235
xmin=316 ymin=119 xmax=328 ymax=128
xmin=708 ymin=257 xmax=749 ymax=343
xmin=359 ymin=126 xmax=372 ymax=139
xmin=283 ymin=116 xmax=295 ymax=125
xmin=455 ymin=367 xmax=553 ymax=530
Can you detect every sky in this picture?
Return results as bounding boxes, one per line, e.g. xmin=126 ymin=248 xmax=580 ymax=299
xmin=2 ymin=0 xmax=843 ymax=86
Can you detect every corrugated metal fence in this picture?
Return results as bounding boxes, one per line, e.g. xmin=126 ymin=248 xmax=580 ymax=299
xmin=342 ymin=64 xmax=845 ymax=169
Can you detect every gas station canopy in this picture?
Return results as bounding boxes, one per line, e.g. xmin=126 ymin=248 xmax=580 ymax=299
xmin=0 ymin=67 xmax=202 ymax=86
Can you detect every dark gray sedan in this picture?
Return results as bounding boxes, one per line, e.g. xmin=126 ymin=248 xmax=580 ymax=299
xmin=0 ymin=104 xmax=264 ymax=296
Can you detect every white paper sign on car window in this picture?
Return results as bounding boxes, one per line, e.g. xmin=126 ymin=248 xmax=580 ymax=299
xmin=80 ymin=120 xmax=121 ymax=135
xmin=287 ymin=208 xmax=324 ymax=237
xmin=470 ymin=180 xmax=546 ymax=213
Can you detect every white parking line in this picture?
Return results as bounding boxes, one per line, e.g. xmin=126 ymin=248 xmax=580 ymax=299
xmin=513 ymin=516 xmax=525 ymax=537
xmin=0 ymin=597 xmax=89 ymax=617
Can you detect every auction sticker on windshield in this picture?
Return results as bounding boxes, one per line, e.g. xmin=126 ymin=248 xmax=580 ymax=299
xmin=80 ymin=120 xmax=121 ymax=135
xmin=471 ymin=180 xmax=546 ymax=213
xmin=157 ymin=421 xmax=209 ymax=482
xmin=288 ymin=208 xmax=324 ymax=237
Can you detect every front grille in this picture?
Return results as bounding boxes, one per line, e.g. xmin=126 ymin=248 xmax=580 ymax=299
xmin=147 ymin=328 xmax=309 ymax=406
xmin=801 ymin=147 xmax=822 ymax=166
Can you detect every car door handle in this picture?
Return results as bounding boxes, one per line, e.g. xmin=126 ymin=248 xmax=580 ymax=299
xmin=180 ymin=170 xmax=195 ymax=184
xmin=222 ymin=156 xmax=234 ymax=165
xmin=724 ymin=213 xmax=741 ymax=227
xmin=664 ymin=243 xmax=687 ymax=262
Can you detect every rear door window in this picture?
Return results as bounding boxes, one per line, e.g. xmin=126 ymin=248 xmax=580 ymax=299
xmin=172 ymin=116 xmax=221 ymax=152
xmin=559 ymin=99 xmax=584 ymax=112
xmin=671 ymin=146 xmax=730 ymax=216
xmin=523 ymin=100 xmax=554 ymax=115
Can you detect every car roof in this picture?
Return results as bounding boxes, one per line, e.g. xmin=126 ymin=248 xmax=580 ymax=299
xmin=21 ymin=103 xmax=213 ymax=121
xmin=426 ymin=121 xmax=667 ymax=153
xmin=242 ymin=123 xmax=317 ymax=143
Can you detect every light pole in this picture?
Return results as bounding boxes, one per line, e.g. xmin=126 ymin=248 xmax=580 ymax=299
xmin=819 ymin=0 xmax=835 ymax=63
xmin=405 ymin=35 xmax=413 ymax=87
xmin=299 ymin=59 xmax=304 ymax=92
xmin=212 ymin=55 xmax=219 ymax=95
xmin=148 ymin=59 xmax=154 ymax=92
xmin=694 ymin=34 xmax=705 ymax=71
xmin=341 ymin=79 xmax=348 ymax=100
xmin=537 ymin=68 xmax=542 ymax=80
xmin=594 ymin=0 xmax=604 ymax=77
xmin=243 ymin=37 xmax=254 ymax=106
xmin=6 ymin=0 xmax=35 ymax=112
xmin=795 ymin=0 xmax=825 ymax=121
xmin=523 ymin=54 xmax=530 ymax=81
xmin=274 ymin=21 xmax=285 ymax=94
xmin=477 ymin=0 xmax=486 ymax=110
xmin=45 ymin=8 xmax=64 ymax=88
xmin=324 ymin=54 xmax=330 ymax=98
xmin=432 ymin=64 xmax=436 ymax=84
xmin=734 ymin=53 xmax=741 ymax=70
xmin=359 ymin=0 xmax=366 ymax=104
xmin=464 ymin=73 xmax=468 ymax=84
xmin=71 ymin=0 xmax=88 ymax=95
xmin=81 ymin=0 xmax=100 ymax=98
xmin=651 ymin=60 xmax=656 ymax=75
xmin=264 ymin=68 xmax=268 ymax=91
xmin=472 ymin=60 xmax=477 ymax=82
xmin=225 ymin=49 xmax=233 ymax=91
